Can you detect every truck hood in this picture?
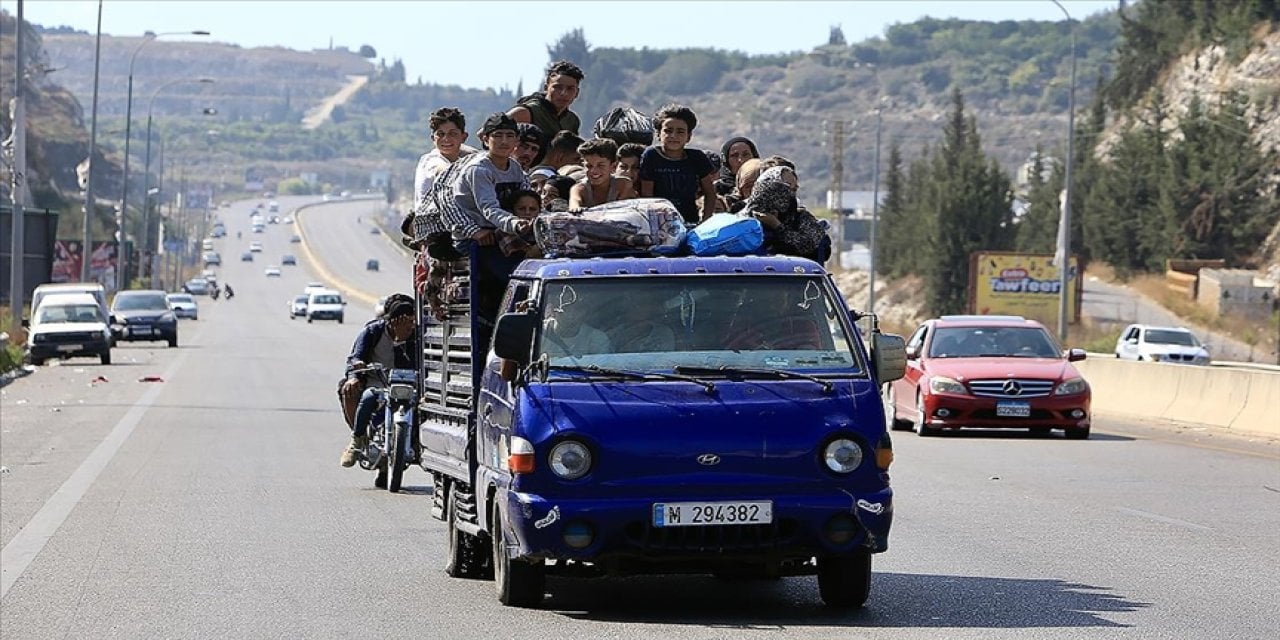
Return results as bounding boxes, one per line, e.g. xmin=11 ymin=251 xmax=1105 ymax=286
xmin=519 ymin=379 xmax=884 ymax=496
xmin=924 ymin=357 xmax=1078 ymax=382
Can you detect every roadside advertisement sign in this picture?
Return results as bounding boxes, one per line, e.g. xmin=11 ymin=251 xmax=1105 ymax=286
xmin=51 ymin=240 xmax=119 ymax=290
xmin=968 ymin=252 xmax=1080 ymax=326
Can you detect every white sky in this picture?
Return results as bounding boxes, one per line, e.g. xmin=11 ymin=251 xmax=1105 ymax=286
xmin=13 ymin=0 xmax=1117 ymax=91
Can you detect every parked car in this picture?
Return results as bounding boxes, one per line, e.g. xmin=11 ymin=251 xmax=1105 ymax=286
xmin=1114 ymin=324 xmax=1211 ymax=364
xmin=30 ymin=282 xmax=109 ymax=326
xmin=366 ymin=259 xmax=380 ymax=271
xmin=26 ymin=293 xmax=113 ymax=365
xmin=202 ymin=251 xmax=222 ymax=266
xmin=289 ymin=294 xmax=308 ymax=319
xmin=281 ymin=254 xmax=297 ymax=266
xmin=110 ymin=289 xmax=178 ymax=347
xmin=885 ymin=315 xmax=1091 ymax=439
xmin=183 ymin=278 xmax=211 ymax=296
xmin=165 ymin=293 xmax=199 ymax=320
xmin=264 ymin=266 xmax=282 ymax=277
xmin=306 ymin=289 xmax=345 ymax=323
xmin=241 ymin=252 xmax=254 ymax=262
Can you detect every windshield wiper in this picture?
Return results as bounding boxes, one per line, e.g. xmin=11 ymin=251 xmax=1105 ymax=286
xmin=673 ymin=365 xmax=835 ymax=394
xmin=548 ymin=364 xmax=716 ymax=394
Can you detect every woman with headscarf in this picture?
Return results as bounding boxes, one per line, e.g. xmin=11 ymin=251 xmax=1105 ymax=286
xmin=714 ymin=136 xmax=761 ymax=196
xmin=743 ymin=168 xmax=830 ymax=263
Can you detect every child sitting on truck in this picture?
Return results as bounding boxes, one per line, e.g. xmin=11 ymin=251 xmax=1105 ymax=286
xmin=639 ymin=103 xmax=718 ymax=224
xmin=498 ymin=188 xmax=544 ymax=259
xmin=568 ymin=138 xmax=636 ymax=210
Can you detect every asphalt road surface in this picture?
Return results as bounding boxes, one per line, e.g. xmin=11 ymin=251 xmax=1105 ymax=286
xmin=3 ymin=200 xmax=1279 ymax=639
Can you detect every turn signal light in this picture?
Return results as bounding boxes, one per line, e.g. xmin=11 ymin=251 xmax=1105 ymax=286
xmin=877 ymin=446 xmax=894 ymax=470
xmin=509 ymin=436 xmax=536 ymax=474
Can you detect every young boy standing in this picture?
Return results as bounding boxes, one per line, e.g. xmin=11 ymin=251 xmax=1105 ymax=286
xmin=569 ymin=138 xmax=636 ymax=209
xmin=638 ymin=104 xmax=717 ymax=224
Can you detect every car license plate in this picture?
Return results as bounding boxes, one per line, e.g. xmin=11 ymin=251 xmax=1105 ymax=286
xmin=133 ymin=327 xmax=152 ymax=335
xmin=652 ymin=501 xmax=773 ymax=528
xmin=57 ymin=344 xmax=81 ymax=352
xmin=996 ymin=402 xmax=1031 ymax=417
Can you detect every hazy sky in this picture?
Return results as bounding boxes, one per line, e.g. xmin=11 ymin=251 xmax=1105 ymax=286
xmin=13 ymin=1 xmax=1117 ymax=90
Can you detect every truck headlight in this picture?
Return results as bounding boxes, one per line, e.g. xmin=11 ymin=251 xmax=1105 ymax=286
xmin=549 ymin=440 xmax=592 ymax=480
xmin=823 ymin=438 xmax=863 ymax=474
xmin=1055 ymin=377 xmax=1088 ymax=395
xmin=929 ymin=376 xmax=967 ymax=395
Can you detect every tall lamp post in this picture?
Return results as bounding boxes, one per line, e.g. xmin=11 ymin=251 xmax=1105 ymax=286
xmin=138 ymin=77 xmax=214 ymax=283
xmin=867 ymin=101 xmax=886 ymax=315
xmin=118 ymin=30 xmax=209 ymax=290
xmin=1051 ymin=0 xmax=1077 ymax=342
xmin=80 ymin=0 xmax=104 ymax=282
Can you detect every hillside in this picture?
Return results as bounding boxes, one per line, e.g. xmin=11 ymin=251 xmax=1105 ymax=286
xmin=30 ymin=14 xmax=1119 ymax=207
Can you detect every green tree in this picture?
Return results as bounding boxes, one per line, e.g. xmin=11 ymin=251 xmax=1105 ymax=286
xmin=1017 ymin=147 xmax=1063 ymax=253
xmin=874 ymin=142 xmax=910 ymax=277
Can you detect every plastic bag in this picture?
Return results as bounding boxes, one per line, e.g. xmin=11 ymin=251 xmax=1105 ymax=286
xmin=687 ymin=213 xmax=764 ymax=256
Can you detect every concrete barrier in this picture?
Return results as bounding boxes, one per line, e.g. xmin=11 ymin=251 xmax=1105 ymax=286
xmin=1075 ymin=357 xmax=1280 ymax=438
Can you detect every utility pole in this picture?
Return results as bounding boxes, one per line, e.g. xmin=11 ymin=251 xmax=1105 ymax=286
xmin=868 ymin=105 xmax=884 ymax=315
xmin=80 ymin=0 xmax=104 ymax=282
xmin=8 ymin=0 xmax=28 ymax=332
xmin=1052 ymin=0 xmax=1077 ymax=342
xmin=830 ymin=120 xmax=846 ymax=260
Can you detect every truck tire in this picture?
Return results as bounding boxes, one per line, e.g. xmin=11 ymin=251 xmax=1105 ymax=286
xmin=817 ymin=551 xmax=871 ymax=608
xmin=445 ymin=488 xmax=485 ymax=579
xmin=493 ymin=502 xmax=544 ymax=607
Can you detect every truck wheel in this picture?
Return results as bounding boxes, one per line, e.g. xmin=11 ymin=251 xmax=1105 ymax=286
xmin=493 ymin=502 xmax=544 ymax=607
xmin=387 ymin=422 xmax=405 ymax=493
xmin=100 ymin=351 xmax=111 ymax=365
xmin=914 ymin=392 xmax=940 ymax=436
xmin=817 ymin=551 xmax=871 ymax=608
xmin=445 ymin=488 xmax=484 ymax=579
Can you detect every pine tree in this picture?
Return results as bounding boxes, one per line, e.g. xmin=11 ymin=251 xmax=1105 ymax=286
xmin=874 ymin=142 xmax=909 ymax=277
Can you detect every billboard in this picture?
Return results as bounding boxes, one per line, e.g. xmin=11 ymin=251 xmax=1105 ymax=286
xmin=968 ymin=252 xmax=1080 ymax=326
xmin=51 ymin=240 xmax=119 ymax=290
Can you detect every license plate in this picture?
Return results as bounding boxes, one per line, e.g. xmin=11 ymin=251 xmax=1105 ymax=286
xmin=133 ymin=327 xmax=153 ymax=335
xmin=996 ymin=402 xmax=1031 ymax=417
xmin=57 ymin=345 xmax=81 ymax=352
xmin=653 ymin=501 xmax=773 ymax=527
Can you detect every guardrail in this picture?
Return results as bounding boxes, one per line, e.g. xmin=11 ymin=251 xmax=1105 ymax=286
xmin=1076 ymin=355 xmax=1280 ymax=438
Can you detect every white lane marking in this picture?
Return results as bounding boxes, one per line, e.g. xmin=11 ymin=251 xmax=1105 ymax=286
xmin=1112 ymin=506 xmax=1214 ymax=532
xmin=1 ymin=350 xmax=188 ymax=600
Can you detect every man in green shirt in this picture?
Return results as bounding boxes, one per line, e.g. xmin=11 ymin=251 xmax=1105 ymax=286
xmin=508 ymin=60 xmax=584 ymax=138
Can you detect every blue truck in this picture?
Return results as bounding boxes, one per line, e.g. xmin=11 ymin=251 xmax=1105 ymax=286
xmin=416 ymin=252 xmax=906 ymax=608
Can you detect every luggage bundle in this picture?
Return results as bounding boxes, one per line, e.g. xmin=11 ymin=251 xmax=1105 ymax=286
xmin=592 ymin=107 xmax=654 ymax=146
xmin=535 ymin=198 xmax=687 ymax=258
xmin=687 ymin=213 xmax=764 ymax=256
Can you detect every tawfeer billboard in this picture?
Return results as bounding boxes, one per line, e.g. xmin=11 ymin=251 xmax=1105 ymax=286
xmin=968 ymin=252 xmax=1080 ymax=326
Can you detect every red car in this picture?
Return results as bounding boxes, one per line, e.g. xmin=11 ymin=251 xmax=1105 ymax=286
xmin=885 ymin=315 xmax=1091 ymax=439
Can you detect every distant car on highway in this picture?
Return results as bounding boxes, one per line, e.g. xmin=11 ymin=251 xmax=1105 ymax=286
xmin=289 ymin=234 xmax=301 ymax=243
xmin=166 ymin=293 xmax=199 ymax=320
xmin=283 ymin=216 xmax=294 ymax=224
xmin=303 ymin=282 xmax=327 ymax=297
xmin=366 ymin=259 xmax=380 ymax=271
xmin=110 ymin=289 xmax=178 ymax=348
xmin=241 ymin=252 xmax=254 ymax=262
xmin=306 ymin=289 xmax=345 ymax=324
xmin=1114 ymin=324 xmax=1210 ymax=364
xmin=289 ymin=294 xmax=308 ymax=319
xmin=281 ymin=254 xmax=297 ymax=266
xmin=885 ymin=315 xmax=1092 ymax=439
xmin=202 ymin=251 xmax=221 ymax=267
xmin=183 ymin=278 xmax=211 ymax=296
xmin=264 ymin=266 xmax=282 ymax=277
xmin=369 ymin=227 xmax=381 ymax=235
xmin=249 ymin=241 xmax=264 ymax=252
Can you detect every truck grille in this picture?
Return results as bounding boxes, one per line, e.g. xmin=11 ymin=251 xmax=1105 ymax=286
xmin=969 ymin=378 xmax=1054 ymax=398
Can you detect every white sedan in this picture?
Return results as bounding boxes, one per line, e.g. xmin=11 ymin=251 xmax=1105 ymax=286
xmin=1114 ymin=324 xmax=1211 ymax=364
xmin=264 ymin=266 xmax=282 ymax=277
xmin=165 ymin=293 xmax=199 ymax=320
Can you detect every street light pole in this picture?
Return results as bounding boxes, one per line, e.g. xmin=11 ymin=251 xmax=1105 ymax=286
xmin=1052 ymin=0 xmax=1077 ymax=342
xmin=119 ymin=29 xmax=208 ymax=291
xmin=80 ymin=0 xmax=104 ymax=282
xmin=139 ymin=77 xmax=214 ymax=284
xmin=868 ymin=104 xmax=884 ymax=315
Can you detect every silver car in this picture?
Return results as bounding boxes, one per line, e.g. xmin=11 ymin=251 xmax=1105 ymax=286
xmin=1114 ymin=324 xmax=1211 ymax=364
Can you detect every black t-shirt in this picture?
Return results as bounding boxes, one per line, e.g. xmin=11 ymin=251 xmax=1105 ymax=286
xmin=639 ymin=147 xmax=714 ymax=223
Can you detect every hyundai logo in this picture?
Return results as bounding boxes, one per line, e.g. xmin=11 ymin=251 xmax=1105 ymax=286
xmin=697 ymin=454 xmax=721 ymax=466
xmin=1003 ymin=380 xmax=1023 ymax=396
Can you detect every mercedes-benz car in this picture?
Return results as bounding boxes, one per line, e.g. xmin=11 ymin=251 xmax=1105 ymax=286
xmin=110 ymin=290 xmax=178 ymax=347
xmin=885 ymin=315 xmax=1091 ymax=439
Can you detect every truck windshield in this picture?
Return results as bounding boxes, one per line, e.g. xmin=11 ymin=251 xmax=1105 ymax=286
xmin=536 ymin=276 xmax=862 ymax=374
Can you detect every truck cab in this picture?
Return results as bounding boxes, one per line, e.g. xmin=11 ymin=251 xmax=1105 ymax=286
xmin=417 ymin=254 xmax=905 ymax=608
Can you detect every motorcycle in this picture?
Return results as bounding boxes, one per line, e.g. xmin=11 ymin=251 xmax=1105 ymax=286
xmin=210 ymin=287 xmax=220 ymax=301
xmin=349 ymin=364 xmax=418 ymax=492
xmin=224 ymin=285 xmax=235 ymax=299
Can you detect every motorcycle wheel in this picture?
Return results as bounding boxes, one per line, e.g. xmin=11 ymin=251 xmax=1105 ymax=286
xmin=388 ymin=421 xmax=405 ymax=493
xmin=374 ymin=460 xmax=387 ymax=489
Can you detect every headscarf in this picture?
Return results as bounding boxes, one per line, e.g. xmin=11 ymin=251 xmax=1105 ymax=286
xmin=715 ymin=136 xmax=761 ymax=195
xmin=747 ymin=179 xmax=797 ymax=219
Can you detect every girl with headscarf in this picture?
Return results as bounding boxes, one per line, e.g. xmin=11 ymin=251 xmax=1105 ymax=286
xmin=743 ymin=169 xmax=830 ymax=263
xmin=714 ymin=136 xmax=761 ymax=195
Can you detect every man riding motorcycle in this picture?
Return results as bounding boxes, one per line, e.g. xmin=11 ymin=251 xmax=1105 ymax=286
xmin=338 ymin=297 xmax=419 ymax=467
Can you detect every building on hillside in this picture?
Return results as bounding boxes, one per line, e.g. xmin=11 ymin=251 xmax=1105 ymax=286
xmin=1197 ymin=268 xmax=1276 ymax=322
xmin=369 ymin=170 xmax=390 ymax=189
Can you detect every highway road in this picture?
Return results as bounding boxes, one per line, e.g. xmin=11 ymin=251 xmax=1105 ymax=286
xmin=3 ymin=200 xmax=1279 ymax=639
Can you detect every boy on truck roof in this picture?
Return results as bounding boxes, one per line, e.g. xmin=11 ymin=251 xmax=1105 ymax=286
xmin=638 ymin=103 xmax=718 ymax=224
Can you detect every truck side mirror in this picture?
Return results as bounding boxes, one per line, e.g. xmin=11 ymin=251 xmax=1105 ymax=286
xmin=1066 ymin=348 xmax=1087 ymax=362
xmin=493 ymin=311 xmax=536 ymax=367
xmin=872 ymin=332 xmax=908 ymax=383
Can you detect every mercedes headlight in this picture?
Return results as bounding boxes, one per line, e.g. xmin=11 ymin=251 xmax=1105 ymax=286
xmin=549 ymin=440 xmax=593 ymax=480
xmin=1055 ymin=377 xmax=1088 ymax=395
xmin=929 ymin=376 xmax=967 ymax=395
xmin=823 ymin=438 xmax=863 ymax=474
